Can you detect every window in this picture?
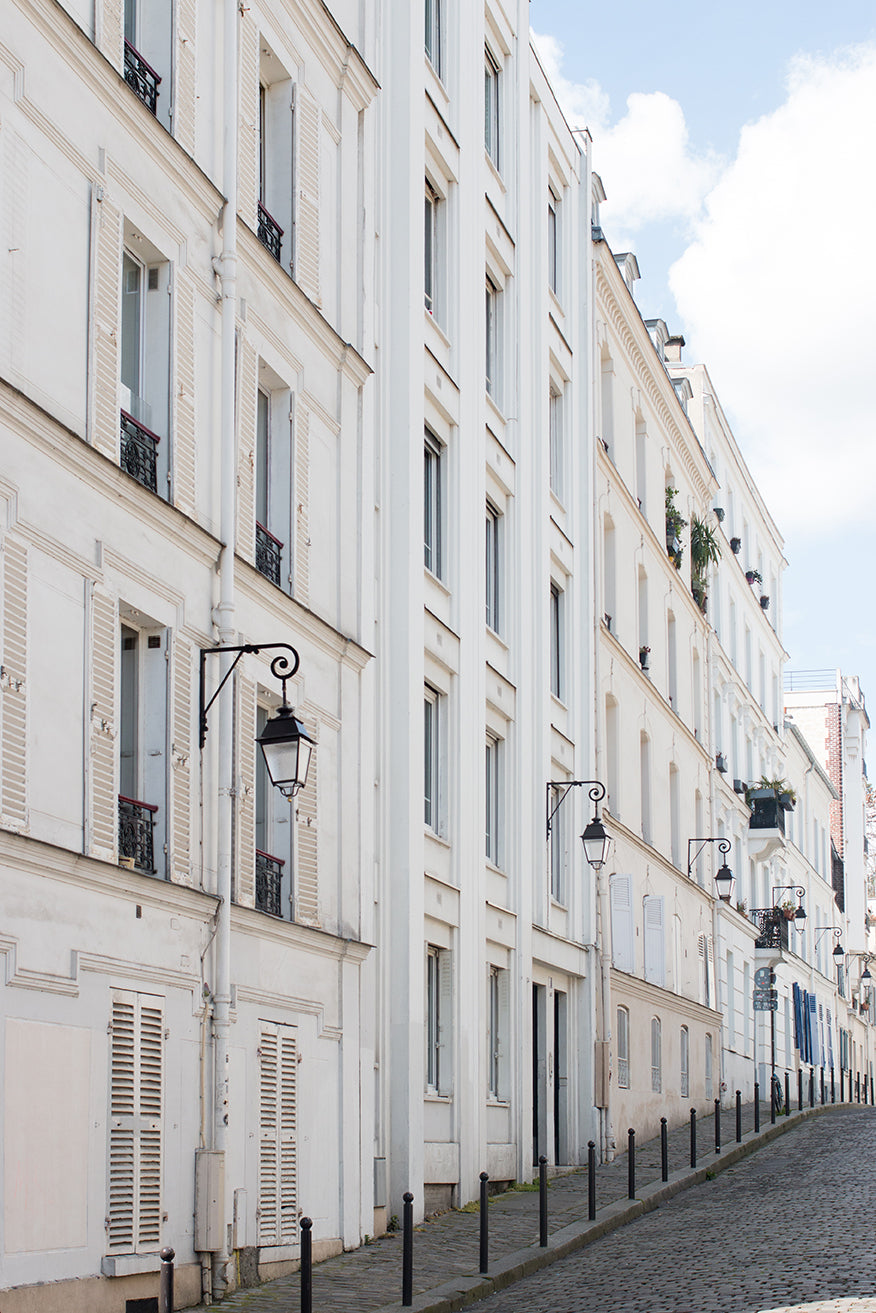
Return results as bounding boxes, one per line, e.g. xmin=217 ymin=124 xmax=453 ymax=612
xmin=549 ymin=388 xmax=564 ymax=499
xmin=485 ymin=502 xmax=501 ymax=632
xmin=255 ymin=706 xmax=293 ymax=918
xmin=550 ymin=582 xmax=564 ymax=700
xmin=257 ymin=50 xmax=295 ymax=269
xmin=123 ymin=0 xmax=171 ymax=126
xmin=488 ymin=966 xmax=509 ymax=1099
xmin=485 ymin=735 xmax=502 ymax=866
xmin=254 ymin=376 xmax=293 ymax=591
xmin=424 ymin=179 xmax=444 ymax=320
xmin=425 ymin=0 xmax=443 ymax=77
xmin=107 ymin=990 xmax=163 ymax=1254
xmin=424 ymin=431 xmax=444 ymax=578
xmin=640 ymin=733 xmax=651 ymax=845
xmin=426 ymin=946 xmax=451 ymax=1093
xmin=424 ymin=686 xmax=443 ymax=833
xmin=120 ymin=243 xmax=170 ymax=496
xmin=680 ymin=1026 xmax=689 ymax=1098
xmin=485 ymin=276 xmax=501 ymax=400
xmin=643 ymin=895 xmax=665 ymax=987
xmin=617 ymin=1006 xmax=630 ymax=1089
xmin=610 ymin=874 xmax=635 ymax=973
xmin=484 ymin=46 xmax=501 ymax=170
xmin=119 ymin=621 xmax=167 ymax=876
xmin=650 ymin=1018 xmax=662 ymax=1093
xmin=549 ymin=783 xmax=566 ymax=903
xmin=547 ymin=190 xmax=559 ymax=295
xmin=705 ymin=1033 xmax=713 ymax=1100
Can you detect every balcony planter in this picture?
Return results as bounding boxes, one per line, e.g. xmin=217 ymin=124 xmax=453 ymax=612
xmin=779 ymin=791 xmax=796 ymax=811
xmin=715 ymin=752 xmax=728 ymax=773
xmin=639 ymin=645 xmax=650 ymax=671
xmin=760 ymin=594 xmax=770 ymax=609
xmin=713 ymin=506 xmax=725 ymax=522
xmin=691 ymin=583 xmax=707 ymax=614
xmin=745 ymin=568 xmax=763 ymax=586
xmin=730 ymin=537 xmax=741 ymax=554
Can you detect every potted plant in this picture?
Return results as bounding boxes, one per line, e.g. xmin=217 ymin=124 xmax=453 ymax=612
xmin=730 ymin=536 xmax=741 ymax=554
xmin=690 ymin=514 xmax=721 ymax=614
xmin=639 ymin=645 xmax=650 ymax=670
xmin=745 ymin=568 xmax=762 ymax=586
xmin=746 ymin=776 xmax=796 ymax=809
xmin=781 ymin=899 xmax=796 ymax=920
xmin=760 ymin=594 xmax=770 ymax=609
xmin=665 ymin=486 xmax=687 ymax=569
xmin=713 ymin=506 xmax=725 ymax=522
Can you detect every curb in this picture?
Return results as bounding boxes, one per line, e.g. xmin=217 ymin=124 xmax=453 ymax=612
xmin=372 ymin=1105 xmax=836 ymax=1313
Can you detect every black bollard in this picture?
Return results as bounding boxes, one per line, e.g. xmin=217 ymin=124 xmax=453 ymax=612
xmin=857 ymin=1073 xmax=861 ymax=1103
xmin=587 ymin=1141 xmax=596 ymax=1220
xmin=158 ymin=1247 xmax=174 ymax=1313
xmin=754 ymin=1082 xmax=760 ymax=1132
xmin=821 ymin=1067 xmax=825 ymax=1105
xmin=871 ymin=1074 xmax=874 ymax=1105
xmin=300 ymin=1219 xmax=313 ymax=1313
xmin=714 ymin=1098 xmax=721 ymax=1154
xmin=770 ymin=1074 xmax=776 ymax=1126
xmin=809 ymin=1068 xmax=814 ymax=1108
xmin=831 ymin=1067 xmax=835 ymax=1103
xmin=402 ymin=1192 xmax=414 ymax=1307
xmin=798 ymin=1068 xmax=803 ymax=1111
xmin=785 ymin=1071 xmax=790 ymax=1117
xmin=840 ymin=1067 xmax=844 ymax=1102
xmin=538 ymin=1155 xmax=548 ymax=1247
xmin=660 ymin=1117 xmax=669 ymax=1181
xmin=735 ymin=1090 xmax=742 ymax=1143
xmin=628 ymin=1128 xmax=636 ymax=1199
xmin=690 ymin=1107 xmax=697 ymax=1168
xmin=479 ymin=1172 xmax=489 ymax=1274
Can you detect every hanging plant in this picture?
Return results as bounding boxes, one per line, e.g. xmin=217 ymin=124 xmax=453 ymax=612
xmin=690 ymin=514 xmax=721 ymax=611
xmin=665 ymin=486 xmax=687 ymax=569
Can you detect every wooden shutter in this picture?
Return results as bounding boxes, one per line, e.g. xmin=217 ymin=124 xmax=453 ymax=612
xmin=108 ymin=991 xmax=163 ymax=1253
xmin=610 ymin=874 xmax=634 ymax=974
xmin=237 ymin=336 xmax=257 ymax=562
xmin=293 ymin=402 xmax=310 ymax=606
xmin=295 ymin=88 xmax=320 ymax=304
xmin=98 ymin=0 xmax=123 ymax=72
xmin=236 ymin=673 xmax=257 ymax=907
xmin=1 ymin=537 xmax=28 ymax=830
xmin=437 ymin=948 xmax=453 ymax=1096
xmin=496 ymin=965 xmax=511 ymax=1098
xmin=643 ymin=895 xmax=665 ymax=987
xmin=90 ymin=587 xmax=117 ymax=859
xmin=238 ymin=10 xmax=259 ymax=229
xmin=173 ymin=269 xmax=197 ymax=515
xmin=258 ymin=1023 xmax=298 ymax=1247
xmin=91 ymin=188 xmax=122 ymax=460
xmin=175 ymin=0 xmax=197 ymax=156
xmin=170 ymin=636 xmax=193 ymax=885
xmin=294 ymin=716 xmax=318 ymax=923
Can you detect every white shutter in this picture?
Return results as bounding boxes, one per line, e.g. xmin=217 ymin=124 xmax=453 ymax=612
xmin=108 ymin=991 xmax=163 ymax=1254
xmin=294 ymin=716 xmax=318 ymax=923
xmin=175 ymin=0 xmax=197 ymax=155
xmin=238 ymin=10 xmax=259 ymax=229
xmin=643 ymin=895 xmax=665 ymax=987
xmin=294 ymin=402 xmax=310 ymax=606
xmin=237 ymin=336 xmax=258 ymax=563
xmin=98 ymin=0 xmax=123 ymax=72
xmin=437 ymin=948 xmax=453 ymax=1096
xmin=170 ymin=636 xmax=193 ymax=885
xmin=173 ymin=269 xmax=197 ymax=515
xmin=295 ymin=88 xmax=320 ymax=304
xmin=1 ymin=537 xmax=28 ymax=830
xmin=258 ymin=1022 xmax=298 ymax=1247
xmin=610 ymin=874 xmax=635 ymax=974
xmin=497 ymin=965 xmax=511 ymax=1098
xmin=698 ymin=934 xmax=713 ymax=1008
xmin=90 ymin=189 xmax=122 ymax=460
xmin=236 ymin=673 xmax=257 ymax=908
xmin=90 ymin=587 xmax=117 ymax=859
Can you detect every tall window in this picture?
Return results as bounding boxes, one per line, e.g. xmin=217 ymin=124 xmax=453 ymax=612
xmin=253 ymin=376 xmax=293 ymax=590
xmin=120 ymin=246 xmax=170 ymax=496
xmin=107 ymin=990 xmax=164 ymax=1254
xmin=119 ymin=621 xmax=167 ymax=876
xmin=640 ymin=733 xmax=651 ymax=845
xmin=485 ymin=502 xmax=501 ymax=632
xmin=485 ymin=276 xmax=500 ymax=400
xmin=424 ymin=686 xmax=442 ymax=833
xmin=424 ymin=180 xmax=443 ymax=319
xmin=484 ymin=47 xmax=501 ymax=169
xmin=680 ymin=1026 xmax=689 ymax=1097
xmin=426 ymin=946 xmax=451 ymax=1093
xmin=650 ymin=1017 xmax=662 ymax=1093
xmin=485 ymin=735 xmax=502 ymax=866
xmin=488 ymin=966 xmax=507 ymax=1099
xmin=424 ymin=0 xmax=443 ymax=76
xmin=550 ymin=583 xmax=564 ymax=700
xmin=705 ymin=1033 xmax=713 ymax=1100
xmin=256 ymin=53 xmax=295 ymax=270
xmin=549 ymin=387 xmax=564 ymax=499
xmin=549 ymin=783 xmax=566 ymax=903
xmin=547 ymin=189 xmax=560 ymax=295
xmin=424 ymin=430 xmax=444 ymax=578
xmin=255 ymin=706 xmax=293 ymax=919
xmin=617 ymin=1006 xmax=630 ymax=1088
xmin=123 ymin=0 xmax=171 ymax=126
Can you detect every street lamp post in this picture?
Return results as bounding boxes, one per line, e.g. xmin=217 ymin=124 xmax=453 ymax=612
xmin=686 ymin=837 xmax=734 ymax=900
xmin=546 ymin=780 xmax=611 ymax=871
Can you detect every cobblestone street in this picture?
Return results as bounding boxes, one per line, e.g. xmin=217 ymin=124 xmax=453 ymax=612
xmin=188 ymin=1104 xmax=876 ymax=1313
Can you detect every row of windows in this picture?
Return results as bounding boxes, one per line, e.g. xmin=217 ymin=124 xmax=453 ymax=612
xmin=426 ymin=949 xmax=509 ymax=1102
xmin=616 ymin=1010 xmax=714 ymax=1100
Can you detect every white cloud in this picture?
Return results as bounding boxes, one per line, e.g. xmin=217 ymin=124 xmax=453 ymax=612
xmin=531 ymin=30 xmax=609 ymax=130
xmin=669 ymin=44 xmax=876 ymax=532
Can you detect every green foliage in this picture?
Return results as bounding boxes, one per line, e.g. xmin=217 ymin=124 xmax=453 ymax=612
xmin=690 ymin=515 xmax=722 ymax=574
xmin=665 ymin=486 xmax=687 ymax=569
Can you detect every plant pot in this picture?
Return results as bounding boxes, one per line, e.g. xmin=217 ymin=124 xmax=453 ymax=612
xmin=760 ymin=595 xmax=770 ymax=609
xmin=745 ymin=571 xmax=756 ymax=584
xmin=779 ymin=792 xmax=795 ymax=811
xmin=730 ymin=537 xmax=741 ymax=554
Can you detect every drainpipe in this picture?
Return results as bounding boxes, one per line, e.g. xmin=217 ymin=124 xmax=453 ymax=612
xmin=209 ymin=0 xmax=239 ymax=1295
xmin=597 ymin=867 xmax=615 ymax=1161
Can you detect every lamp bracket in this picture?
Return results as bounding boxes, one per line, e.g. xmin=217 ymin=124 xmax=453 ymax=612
xmin=199 ymin=642 xmax=300 ymax=749
xmin=686 ymin=836 xmax=731 ymax=879
xmin=546 ymin=779 xmax=605 ymax=840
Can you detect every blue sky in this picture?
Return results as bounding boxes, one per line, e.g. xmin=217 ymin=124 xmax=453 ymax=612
xmin=531 ymin=1 xmax=876 ymax=718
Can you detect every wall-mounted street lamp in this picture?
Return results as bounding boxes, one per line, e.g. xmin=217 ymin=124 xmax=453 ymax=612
xmin=813 ymin=926 xmax=845 ymax=961
xmin=546 ymin=780 xmax=611 ymax=872
xmin=686 ymin=837 xmax=734 ymax=901
xmin=772 ymin=885 xmax=807 ymax=933
xmin=199 ymin=643 xmax=313 ymax=797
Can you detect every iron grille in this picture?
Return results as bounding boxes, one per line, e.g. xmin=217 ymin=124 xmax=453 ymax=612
xmin=751 ymin=907 xmax=789 ymax=952
xmin=257 ymin=202 xmax=283 ymax=262
xmin=118 ymin=795 xmax=157 ymax=873
xmin=256 ymin=849 xmax=285 ymax=917
xmin=124 ymin=40 xmax=161 ymax=115
xmin=120 ymin=410 xmax=159 ymax=493
xmin=749 ymin=794 xmax=786 ymax=835
xmin=256 ymin=523 xmax=283 ymax=586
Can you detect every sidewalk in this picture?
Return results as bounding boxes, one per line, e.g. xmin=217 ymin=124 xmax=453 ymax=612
xmin=188 ymin=1098 xmax=847 ymax=1313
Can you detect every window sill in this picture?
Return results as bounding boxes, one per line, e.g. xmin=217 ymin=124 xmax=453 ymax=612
xmin=424 ymin=1090 xmax=453 ymax=1103
xmin=485 ymin=151 xmax=506 ymax=195
xmin=425 ymin=826 xmax=452 ymax=850
xmin=425 ymin=565 xmax=451 ymax=597
xmin=425 ymin=306 xmax=452 ymax=351
xmin=101 ymin=1253 xmax=162 ymax=1277
xmin=485 ymin=390 xmax=507 ymax=430
xmin=548 ymin=286 xmax=565 ymax=319
xmin=425 ymin=55 xmax=450 ymax=110
xmin=486 ymin=1097 xmax=510 ymax=1109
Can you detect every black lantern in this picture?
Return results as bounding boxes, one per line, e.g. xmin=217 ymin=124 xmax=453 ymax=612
xmin=833 ymin=940 xmax=845 ymax=962
xmin=793 ymin=903 xmax=807 ymax=933
xmin=257 ymin=704 xmax=314 ymax=797
xmin=714 ymin=860 xmax=735 ymax=903
xmin=581 ymin=814 xmax=611 ymax=872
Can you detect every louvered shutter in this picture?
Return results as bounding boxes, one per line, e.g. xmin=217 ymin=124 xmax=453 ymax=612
xmin=643 ymin=895 xmax=665 ymax=987
xmin=170 ymin=636 xmax=193 ymax=885
xmin=496 ymin=966 xmax=510 ymax=1098
xmin=238 ymin=10 xmax=259 ymax=229
xmin=295 ymin=88 xmax=320 ymax=304
xmin=108 ymin=992 xmax=163 ymax=1254
xmin=258 ymin=1023 xmax=298 ymax=1247
xmin=90 ymin=587 xmax=117 ymax=859
xmin=609 ymin=874 xmax=634 ymax=973
xmin=294 ymin=716 xmax=318 ymax=923
xmin=237 ymin=336 xmax=257 ymax=562
xmin=293 ymin=403 xmax=310 ymax=606
xmin=236 ymin=673 xmax=257 ymax=907
xmin=173 ymin=270 xmax=197 ymax=515
xmin=91 ymin=188 xmax=122 ymax=460
xmin=437 ymin=949 xmax=453 ymax=1096
xmin=98 ymin=0 xmax=123 ymax=72
xmin=1 ymin=537 xmax=28 ymax=830
xmin=175 ymin=0 xmax=197 ymax=155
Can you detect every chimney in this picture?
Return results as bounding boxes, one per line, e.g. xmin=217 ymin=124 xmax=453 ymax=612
xmin=664 ymin=334 xmax=685 ymax=364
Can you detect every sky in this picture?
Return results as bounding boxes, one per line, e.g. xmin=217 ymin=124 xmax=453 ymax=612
xmin=530 ymin=1 xmax=876 ymax=722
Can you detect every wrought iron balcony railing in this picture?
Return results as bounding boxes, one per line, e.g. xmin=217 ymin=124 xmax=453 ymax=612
xmin=256 ymin=522 xmax=283 ymax=587
xmin=257 ymin=202 xmax=283 ymax=262
xmin=124 ymin=40 xmax=161 ymax=115
xmin=749 ymin=794 xmax=786 ymax=836
xmin=120 ymin=410 xmax=159 ymax=493
xmin=256 ymin=849 xmax=285 ymax=917
xmin=118 ymin=795 xmax=157 ymax=873
xmin=751 ymin=907 xmax=790 ymax=952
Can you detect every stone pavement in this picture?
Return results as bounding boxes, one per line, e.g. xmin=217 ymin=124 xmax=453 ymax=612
xmin=185 ymin=1101 xmax=874 ymax=1313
